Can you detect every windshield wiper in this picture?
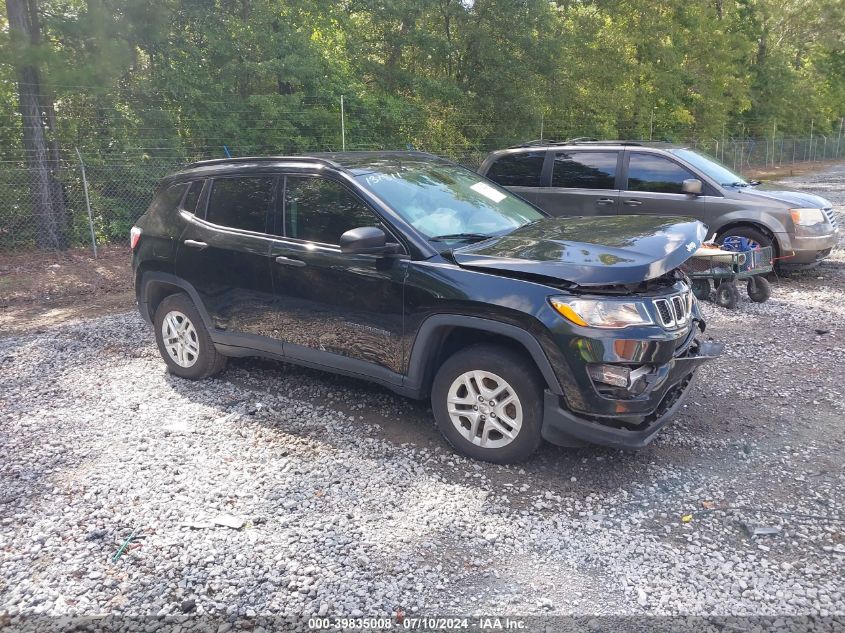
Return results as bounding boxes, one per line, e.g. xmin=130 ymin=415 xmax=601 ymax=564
xmin=428 ymin=232 xmax=492 ymax=243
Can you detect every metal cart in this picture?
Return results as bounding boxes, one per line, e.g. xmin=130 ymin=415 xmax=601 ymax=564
xmin=682 ymin=245 xmax=773 ymax=309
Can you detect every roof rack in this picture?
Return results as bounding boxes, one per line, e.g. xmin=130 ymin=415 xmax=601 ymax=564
xmin=506 ymin=138 xmax=651 ymax=149
xmin=506 ymin=138 xmax=586 ymax=149
xmin=184 ymin=155 xmax=338 ymax=169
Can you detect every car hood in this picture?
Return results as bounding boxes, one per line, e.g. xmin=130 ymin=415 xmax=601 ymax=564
xmin=452 ymin=216 xmax=707 ymax=286
xmin=735 ymin=184 xmax=832 ymax=209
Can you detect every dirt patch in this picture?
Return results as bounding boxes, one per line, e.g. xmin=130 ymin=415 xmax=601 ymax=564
xmin=0 ymin=245 xmax=134 ymax=336
xmin=743 ymin=158 xmax=845 ymax=182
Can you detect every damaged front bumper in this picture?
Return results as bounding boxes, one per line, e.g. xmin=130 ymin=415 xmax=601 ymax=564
xmin=541 ymin=338 xmax=724 ymax=449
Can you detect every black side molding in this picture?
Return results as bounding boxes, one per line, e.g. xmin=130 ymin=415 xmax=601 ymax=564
xmin=137 ymin=271 xmax=214 ymax=329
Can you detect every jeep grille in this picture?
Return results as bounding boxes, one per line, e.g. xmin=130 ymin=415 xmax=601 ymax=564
xmin=653 ymin=291 xmax=693 ymax=329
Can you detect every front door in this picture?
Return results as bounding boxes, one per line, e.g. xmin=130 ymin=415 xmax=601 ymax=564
xmin=619 ymin=152 xmax=706 ymax=220
xmin=530 ymin=150 xmax=620 ymax=217
xmin=268 ymin=174 xmax=407 ymax=377
xmin=175 ymin=175 xmax=278 ymax=339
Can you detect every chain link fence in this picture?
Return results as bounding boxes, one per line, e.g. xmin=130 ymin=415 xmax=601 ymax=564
xmin=0 ymin=159 xmax=181 ymax=253
xmin=1 ymin=136 xmax=843 ymax=255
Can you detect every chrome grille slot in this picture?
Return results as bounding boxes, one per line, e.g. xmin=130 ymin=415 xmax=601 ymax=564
xmin=653 ymin=291 xmax=693 ymax=330
xmin=672 ymin=296 xmax=685 ymax=323
xmin=822 ymin=207 xmax=838 ymax=229
xmin=654 ymin=299 xmax=675 ymax=328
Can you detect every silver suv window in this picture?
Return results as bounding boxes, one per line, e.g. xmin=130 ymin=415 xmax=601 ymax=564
xmin=626 ymin=153 xmax=696 ymax=194
xmin=486 ymin=151 xmax=545 ymax=187
xmin=552 ymin=151 xmax=618 ymax=189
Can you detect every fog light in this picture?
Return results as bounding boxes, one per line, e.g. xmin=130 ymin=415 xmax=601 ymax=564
xmin=588 ymin=364 xmax=630 ymax=388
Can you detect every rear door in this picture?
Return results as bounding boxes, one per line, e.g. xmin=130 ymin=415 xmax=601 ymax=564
xmin=175 ymin=175 xmax=278 ymax=338
xmin=483 ymin=151 xmax=547 ymax=206
xmin=531 ymin=150 xmax=621 ymax=217
xmin=620 ymin=152 xmax=705 ymax=220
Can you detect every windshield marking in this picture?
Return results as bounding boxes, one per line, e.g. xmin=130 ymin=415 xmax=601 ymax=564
xmin=470 ymin=181 xmax=507 ymax=203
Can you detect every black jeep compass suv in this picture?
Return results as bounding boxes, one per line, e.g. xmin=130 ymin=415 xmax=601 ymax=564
xmin=131 ymin=151 xmax=722 ymax=463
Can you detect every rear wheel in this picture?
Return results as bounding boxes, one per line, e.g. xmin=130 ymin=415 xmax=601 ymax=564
xmin=431 ymin=344 xmax=543 ymax=464
xmin=154 ymin=293 xmax=227 ymax=380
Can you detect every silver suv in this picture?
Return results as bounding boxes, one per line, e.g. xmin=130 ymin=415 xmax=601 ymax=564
xmin=479 ymin=141 xmax=838 ymax=269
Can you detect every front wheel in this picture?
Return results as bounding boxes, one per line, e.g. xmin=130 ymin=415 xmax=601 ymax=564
xmin=431 ymin=344 xmax=543 ymax=463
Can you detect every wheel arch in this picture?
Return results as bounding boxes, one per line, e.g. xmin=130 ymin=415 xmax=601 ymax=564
xmin=404 ymin=315 xmax=563 ymax=399
xmin=710 ymin=219 xmax=781 ymax=256
xmin=137 ymin=270 xmax=213 ymax=329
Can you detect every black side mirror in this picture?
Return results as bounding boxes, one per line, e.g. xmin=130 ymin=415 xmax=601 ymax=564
xmin=340 ymin=226 xmax=400 ymax=255
xmin=682 ymin=178 xmax=703 ymax=195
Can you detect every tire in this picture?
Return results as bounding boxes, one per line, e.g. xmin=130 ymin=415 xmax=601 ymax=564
xmin=431 ymin=344 xmax=544 ymax=464
xmin=747 ymin=275 xmax=771 ymax=303
xmin=717 ymin=226 xmax=773 ymax=252
xmin=153 ymin=293 xmax=227 ymax=380
xmin=713 ymin=281 xmax=740 ymax=309
xmin=691 ymin=279 xmax=711 ymax=301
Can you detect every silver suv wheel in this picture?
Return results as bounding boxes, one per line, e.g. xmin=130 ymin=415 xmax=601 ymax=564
xmin=161 ymin=310 xmax=200 ymax=368
xmin=447 ymin=370 xmax=523 ymax=449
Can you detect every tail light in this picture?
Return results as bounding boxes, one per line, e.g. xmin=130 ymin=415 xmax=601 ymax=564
xmin=130 ymin=226 xmax=142 ymax=250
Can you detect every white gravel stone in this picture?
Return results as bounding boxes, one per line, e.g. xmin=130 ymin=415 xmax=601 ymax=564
xmin=0 ymin=166 xmax=844 ymax=622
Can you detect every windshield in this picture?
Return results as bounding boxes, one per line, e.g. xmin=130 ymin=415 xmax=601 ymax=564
xmin=668 ymin=148 xmax=748 ymax=187
xmin=353 ymin=160 xmax=543 ymax=241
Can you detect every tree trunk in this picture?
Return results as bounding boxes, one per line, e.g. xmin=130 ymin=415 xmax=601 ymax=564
xmin=6 ymin=0 xmax=66 ymax=249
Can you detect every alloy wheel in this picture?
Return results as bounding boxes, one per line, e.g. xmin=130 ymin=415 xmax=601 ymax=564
xmin=446 ymin=370 xmax=523 ymax=449
xmin=161 ymin=310 xmax=200 ymax=368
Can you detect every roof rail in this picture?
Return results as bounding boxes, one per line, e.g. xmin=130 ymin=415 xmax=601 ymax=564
xmin=571 ymin=139 xmax=646 ymax=146
xmin=505 ymin=137 xmax=652 ymax=149
xmin=506 ymin=138 xmax=586 ymax=149
xmin=184 ymin=155 xmax=338 ymax=169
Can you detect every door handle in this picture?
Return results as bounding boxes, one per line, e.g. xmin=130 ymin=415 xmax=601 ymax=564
xmin=275 ymin=255 xmax=306 ymax=268
xmin=623 ymin=199 xmax=642 ymax=206
xmin=183 ymin=240 xmax=208 ymax=250
xmin=596 ymin=198 xmax=615 ymax=205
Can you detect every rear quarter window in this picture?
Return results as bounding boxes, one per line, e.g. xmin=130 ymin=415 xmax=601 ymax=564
xmin=485 ymin=151 xmax=546 ymax=187
xmin=147 ymin=183 xmax=188 ymax=219
xmin=142 ymin=182 xmax=188 ymax=233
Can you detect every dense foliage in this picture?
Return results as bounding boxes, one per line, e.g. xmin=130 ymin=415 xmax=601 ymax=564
xmin=0 ymin=0 xmax=843 ymax=249
xmin=2 ymin=0 xmax=844 ymax=162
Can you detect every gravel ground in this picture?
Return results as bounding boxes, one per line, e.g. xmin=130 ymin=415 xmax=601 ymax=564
xmin=1 ymin=165 xmax=844 ymax=630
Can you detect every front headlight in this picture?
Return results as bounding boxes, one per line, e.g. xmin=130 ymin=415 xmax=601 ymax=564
xmin=549 ymin=297 xmax=653 ymax=328
xmin=790 ymin=208 xmax=826 ymax=226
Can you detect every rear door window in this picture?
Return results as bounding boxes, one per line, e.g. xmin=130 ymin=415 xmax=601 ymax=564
xmin=206 ymin=176 xmax=275 ymax=233
xmin=552 ymin=151 xmax=618 ymax=189
xmin=626 ymin=153 xmax=696 ymax=194
xmin=485 ymin=152 xmax=546 ymax=187
xmin=282 ymin=176 xmax=380 ymax=245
